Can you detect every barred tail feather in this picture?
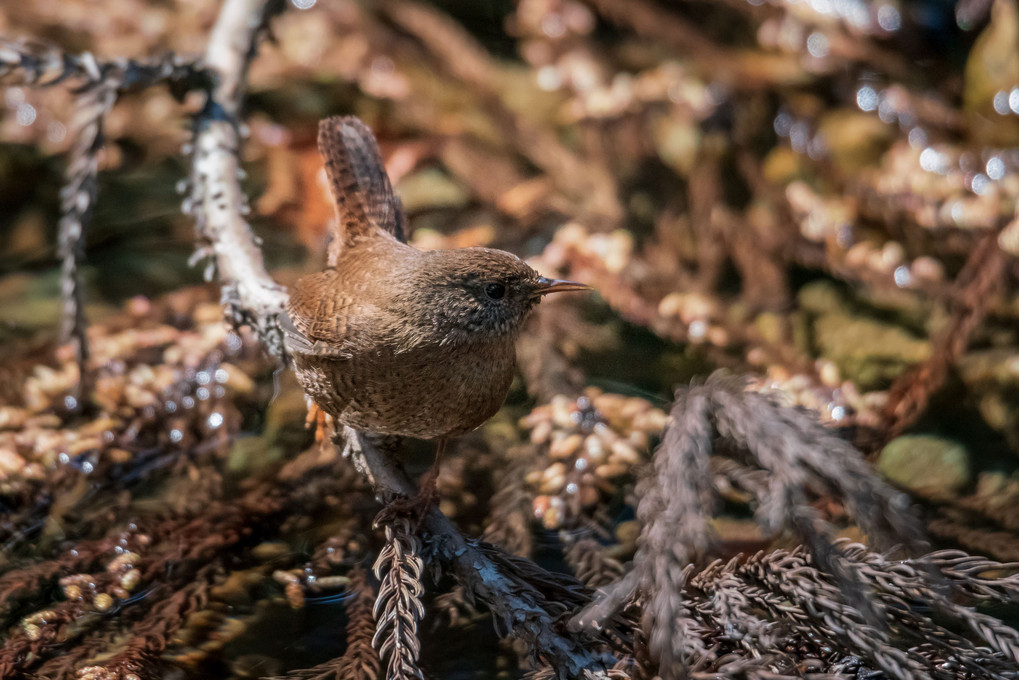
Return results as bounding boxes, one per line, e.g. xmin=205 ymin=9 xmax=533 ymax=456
xmin=318 ymin=116 xmax=408 ymax=264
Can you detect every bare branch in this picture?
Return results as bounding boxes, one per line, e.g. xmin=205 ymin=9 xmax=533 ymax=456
xmin=187 ymin=0 xmax=289 ymax=356
xmin=57 ymin=80 xmax=114 ymax=407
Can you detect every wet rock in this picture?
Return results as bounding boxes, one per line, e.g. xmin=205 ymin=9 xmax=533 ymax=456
xmin=878 ymin=435 xmax=972 ymax=495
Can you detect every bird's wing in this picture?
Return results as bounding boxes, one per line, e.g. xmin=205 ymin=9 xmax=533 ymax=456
xmin=284 ymin=271 xmax=357 ymax=358
xmin=318 ymin=116 xmax=408 ymax=267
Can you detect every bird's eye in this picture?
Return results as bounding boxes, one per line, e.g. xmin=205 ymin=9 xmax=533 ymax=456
xmin=484 ymin=282 xmax=506 ymax=300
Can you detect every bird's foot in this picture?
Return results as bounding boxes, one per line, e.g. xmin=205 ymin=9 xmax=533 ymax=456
xmin=304 ymin=402 xmax=334 ymax=451
xmin=380 ymin=465 xmax=440 ymax=531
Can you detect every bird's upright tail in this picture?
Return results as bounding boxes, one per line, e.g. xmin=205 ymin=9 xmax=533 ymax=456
xmin=317 ymin=116 xmax=408 ymax=264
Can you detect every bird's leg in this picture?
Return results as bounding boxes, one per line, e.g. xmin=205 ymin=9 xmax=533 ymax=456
xmin=382 ymin=438 xmax=447 ymax=527
xmin=415 ymin=437 xmax=447 ymax=514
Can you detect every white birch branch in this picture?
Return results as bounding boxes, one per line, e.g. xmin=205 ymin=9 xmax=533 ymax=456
xmin=188 ymin=0 xmax=288 ymax=355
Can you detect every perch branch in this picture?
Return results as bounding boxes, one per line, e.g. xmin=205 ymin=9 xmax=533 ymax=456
xmin=342 ymin=428 xmax=614 ymax=676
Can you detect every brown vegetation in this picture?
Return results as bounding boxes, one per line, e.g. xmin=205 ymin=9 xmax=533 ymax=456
xmin=2 ymin=0 xmax=1019 ymax=678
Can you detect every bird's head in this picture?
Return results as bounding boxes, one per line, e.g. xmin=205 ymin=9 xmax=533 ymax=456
xmin=397 ymin=247 xmax=589 ymax=346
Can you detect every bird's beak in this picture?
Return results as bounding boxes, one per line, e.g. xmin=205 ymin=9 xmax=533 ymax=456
xmin=532 ymin=276 xmax=592 ymax=298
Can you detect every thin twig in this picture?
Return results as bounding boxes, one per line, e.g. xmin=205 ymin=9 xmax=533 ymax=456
xmin=2 ymin=38 xmax=211 ymax=408
xmin=58 ymin=80 xmax=114 ymax=409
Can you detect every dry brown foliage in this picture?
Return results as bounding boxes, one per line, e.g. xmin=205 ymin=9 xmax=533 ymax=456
xmin=372 ymin=517 xmax=426 ymax=680
xmin=3 ymin=0 xmax=1019 ymax=679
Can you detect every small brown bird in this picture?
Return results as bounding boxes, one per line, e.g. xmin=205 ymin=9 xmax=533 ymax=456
xmin=282 ymin=116 xmax=588 ymax=503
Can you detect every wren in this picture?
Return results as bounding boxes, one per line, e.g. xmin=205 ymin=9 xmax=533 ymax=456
xmin=282 ymin=116 xmax=589 ymax=494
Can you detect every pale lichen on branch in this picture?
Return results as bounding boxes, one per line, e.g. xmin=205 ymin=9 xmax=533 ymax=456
xmin=185 ymin=0 xmax=289 ymax=356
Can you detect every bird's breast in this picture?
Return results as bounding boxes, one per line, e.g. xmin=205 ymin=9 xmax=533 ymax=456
xmin=293 ymin=335 xmax=517 ymax=440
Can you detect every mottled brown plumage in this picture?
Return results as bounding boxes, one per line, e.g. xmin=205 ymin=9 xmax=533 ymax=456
xmin=283 ymin=116 xmax=588 ymax=445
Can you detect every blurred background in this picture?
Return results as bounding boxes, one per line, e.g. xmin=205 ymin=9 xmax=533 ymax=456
xmin=3 ymin=0 xmax=1019 ymax=677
